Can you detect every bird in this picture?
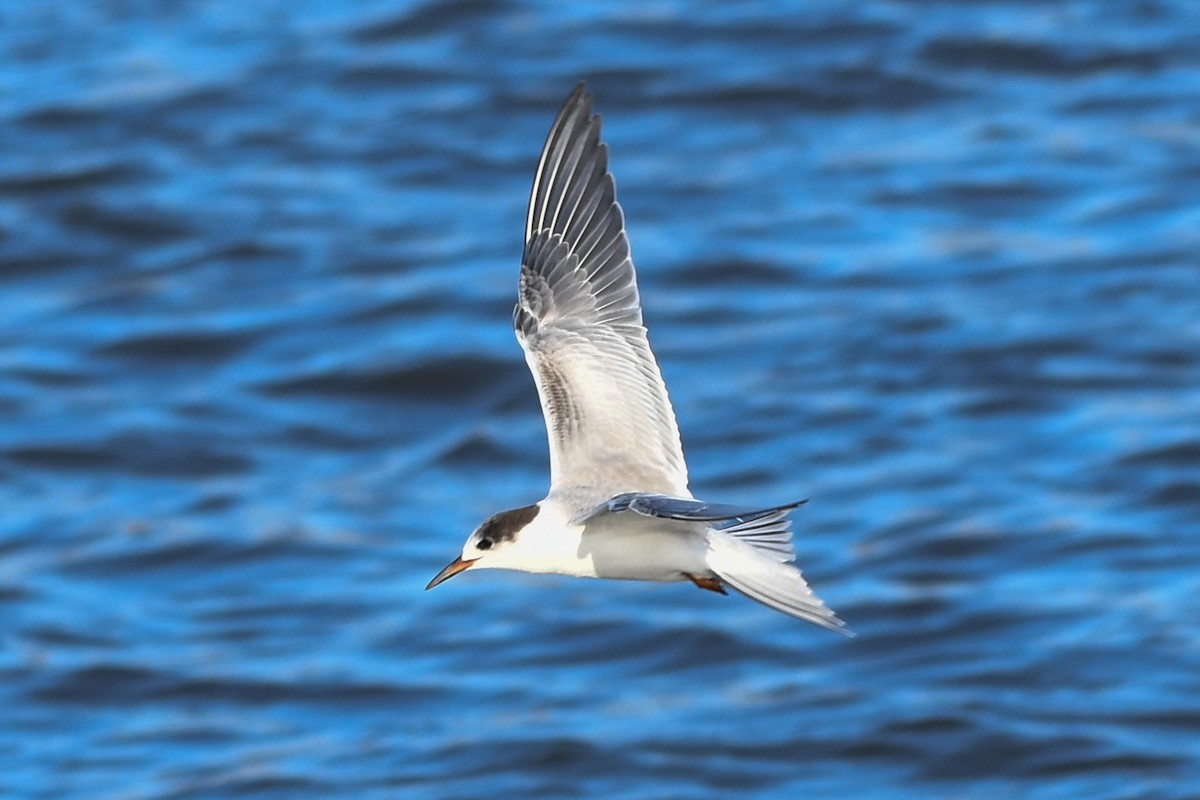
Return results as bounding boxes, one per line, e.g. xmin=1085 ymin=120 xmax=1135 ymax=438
xmin=426 ymin=83 xmax=848 ymax=634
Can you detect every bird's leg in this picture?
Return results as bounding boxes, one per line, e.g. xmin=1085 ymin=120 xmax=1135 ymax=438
xmin=684 ymin=573 xmax=727 ymax=595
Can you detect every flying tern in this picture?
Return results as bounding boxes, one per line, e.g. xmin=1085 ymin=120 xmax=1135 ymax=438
xmin=426 ymin=83 xmax=847 ymax=633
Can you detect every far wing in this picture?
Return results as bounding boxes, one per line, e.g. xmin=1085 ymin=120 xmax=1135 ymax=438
xmin=515 ymin=83 xmax=689 ymax=502
xmin=580 ymin=492 xmax=807 ymax=526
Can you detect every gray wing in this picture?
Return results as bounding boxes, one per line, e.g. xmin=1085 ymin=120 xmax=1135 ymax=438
xmin=515 ymin=83 xmax=689 ymax=500
xmin=584 ymin=492 xmax=807 ymax=526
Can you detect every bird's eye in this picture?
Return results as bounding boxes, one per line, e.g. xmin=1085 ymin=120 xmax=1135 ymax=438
xmin=477 ymin=538 xmax=494 ymax=551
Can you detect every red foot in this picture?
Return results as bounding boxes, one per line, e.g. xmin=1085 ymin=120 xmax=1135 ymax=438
xmin=684 ymin=573 xmax=727 ymax=595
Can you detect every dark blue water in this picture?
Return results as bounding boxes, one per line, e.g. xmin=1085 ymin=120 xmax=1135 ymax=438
xmin=3 ymin=2 xmax=1199 ymax=797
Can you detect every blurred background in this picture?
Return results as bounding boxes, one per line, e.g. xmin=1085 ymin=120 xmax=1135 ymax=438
xmin=2 ymin=1 xmax=1198 ymax=798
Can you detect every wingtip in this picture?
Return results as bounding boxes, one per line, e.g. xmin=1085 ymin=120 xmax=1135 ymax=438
xmin=557 ymin=81 xmax=591 ymax=115
xmin=563 ymin=81 xmax=597 ymax=124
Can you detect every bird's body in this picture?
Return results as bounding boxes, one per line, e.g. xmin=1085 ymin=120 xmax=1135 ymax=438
xmin=469 ymin=499 xmax=709 ymax=582
xmin=427 ymin=84 xmax=848 ymax=634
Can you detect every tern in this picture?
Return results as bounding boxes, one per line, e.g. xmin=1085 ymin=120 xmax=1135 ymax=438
xmin=426 ymin=83 xmax=847 ymax=633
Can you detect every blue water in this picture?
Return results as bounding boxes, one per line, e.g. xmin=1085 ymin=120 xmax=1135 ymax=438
xmin=3 ymin=2 xmax=1199 ymax=797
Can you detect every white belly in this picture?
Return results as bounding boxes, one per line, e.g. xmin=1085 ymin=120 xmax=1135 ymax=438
xmin=576 ymin=515 xmax=711 ymax=582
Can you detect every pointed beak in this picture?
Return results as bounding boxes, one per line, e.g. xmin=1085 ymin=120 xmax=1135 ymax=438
xmin=425 ymin=556 xmax=478 ymax=591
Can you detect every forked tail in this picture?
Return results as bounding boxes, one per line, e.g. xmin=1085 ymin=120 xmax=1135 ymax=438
xmin=706 ymin=511 xmax=850 ymax=635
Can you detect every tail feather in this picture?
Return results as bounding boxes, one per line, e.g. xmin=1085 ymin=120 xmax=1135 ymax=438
xmin=705 ymin=528 xmax=849 ymax=635
xmin=719 ymin=509 xmax=795 ymax=562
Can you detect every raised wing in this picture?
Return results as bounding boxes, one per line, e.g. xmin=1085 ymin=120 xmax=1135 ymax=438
xmin=515 ymin=83 xmax=688 ymax=502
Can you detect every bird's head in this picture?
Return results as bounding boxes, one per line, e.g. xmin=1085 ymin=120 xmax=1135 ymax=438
xmin=425 ymin=503 xmax=541 ymax=590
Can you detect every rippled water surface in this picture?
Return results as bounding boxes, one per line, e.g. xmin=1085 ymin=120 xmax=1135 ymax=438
xmin=3 ymin=2 xmax=1199 ymax=798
